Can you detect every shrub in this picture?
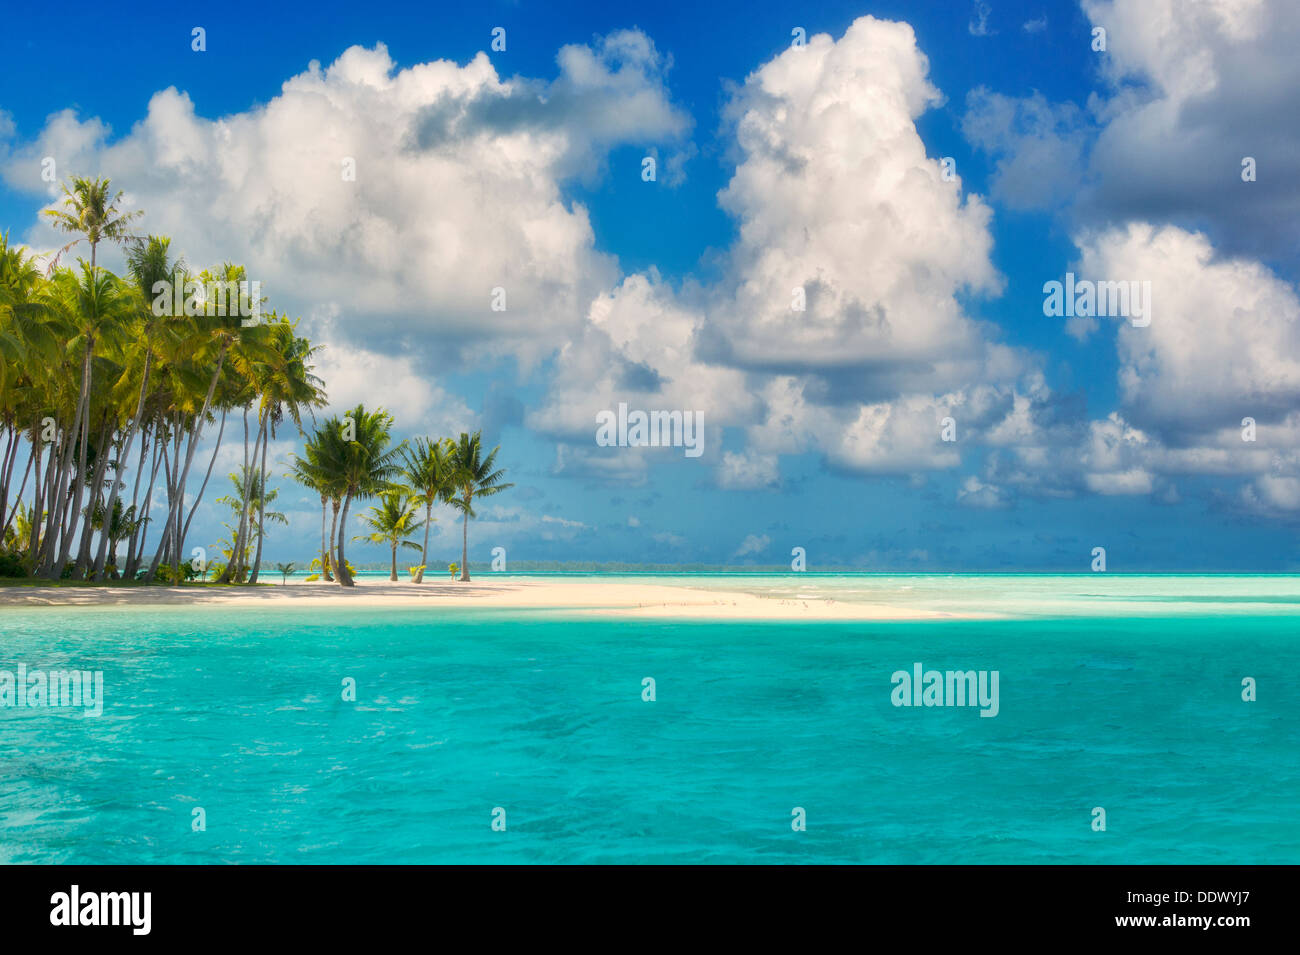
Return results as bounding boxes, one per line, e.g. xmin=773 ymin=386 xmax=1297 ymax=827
xmin=0 ymin=551 xmax=26 ymax=578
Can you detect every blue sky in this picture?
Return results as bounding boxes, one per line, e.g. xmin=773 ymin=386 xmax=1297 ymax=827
xmin=3 ymin=0 xmax=1298 ymax=570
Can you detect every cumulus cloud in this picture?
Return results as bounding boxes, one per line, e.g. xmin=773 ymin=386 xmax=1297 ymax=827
xmin=308 ymin=307 xmax=476 ymax=437
xmin=1 ymin=34 xmax=691 ymax=367
xmin=6 ymin=12 xmax=1293 ymax=521
xmin=705 ymin=16 xmax=1002 ymax=393
xmin=964 ymin=0 xmax=1300 ymax=263
xmin=1076 ymin=223 xmax=1300 ymax=445
xmin=528 ymin=270 xmax=754 ymax=481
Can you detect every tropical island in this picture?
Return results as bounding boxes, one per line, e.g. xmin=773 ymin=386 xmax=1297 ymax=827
xmin=0 ymin=176 xmax=512 ymax=590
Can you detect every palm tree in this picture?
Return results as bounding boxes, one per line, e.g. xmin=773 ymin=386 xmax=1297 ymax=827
xmin=151 ymin=282 xmax=262 ymax=581
xmin=245 ymin=318 xmax=324 ymax=584
xmin=320 ymin=405 xmax=404 ymax=587
xmin=0 ymin=234 xmax=52 ymax=543
xmin=215 ymin=466 xmax=286 ymax=582
xmin=275 ymin=561 xmax=296 ymax=585
xmin=36 ymin=208 xmax=144 ymax=578
xmin=0 ymin=176 xmax=339 ymax=592
xmin=353 ymin=491 xmax=424 ymax=581
xmin=400 ymin=436 xmax=454 ymax=582
xmin=87 ymin=497 xmax=138 ymax=577
xmin=38 ymin=263 xmax=134 ymax=577
xmin=446 ymin=431 xmax=513 ymax=582
xmin=43 ymin=176 xmax=141 ymax=275
xmin=89 ymin=235 xmax=179 ymax=580
xmin=289 ymin=434 xmax=335 ymax=581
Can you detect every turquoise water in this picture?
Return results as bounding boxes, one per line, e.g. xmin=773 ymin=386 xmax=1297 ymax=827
xmin=1 ymin=603 xmax=1297 ymax=863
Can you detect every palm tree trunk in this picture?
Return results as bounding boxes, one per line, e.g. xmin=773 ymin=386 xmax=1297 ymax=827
xmin=128 ymin=432 xmax=163 ymax=577
xmin=179 ymin=408 xmax=227 ymax=553
xmin=389 ymin=542 xmax=397 ymax=582
xmin=0 ymin=426 xmax=16 ymax=531
xmin=148 ymin=341 xmax=227 ymax=580
xmin=327 ymin=498 xmax=339 ymax=579
xmin=57 ymin=335 xmax=96 ymax=574
xmin=216 ymin=409 xmax=261 ymax=584
xmin=38 ymin=437 xmax=72 ymax=576
xmin=123 ymin=427 xmax=149 ymax=572
xmin=248 ymin=421 xmax=271 ymax=584
xmin=95 ymin=350 xmax=154 ymax=579
xmin=0 ymin=442 xmax=32 ymax=540
xmin=335 ymin=491 xmax=355 ymax=587
xmin=76 ymin=415 xmax=115 ymax=577
xmin=215 ymin=408 xmax=251 ymax=583
xmin=319 ymin=495 xmax=331 ymax=581
xmin=38 ymin=404 xmax=79 ymax=577
xmin=147 ymin=414 xmax=181 ymax=579
xmin=416 ymin=501 xmax=432 ymax=583
xmin=460 ymin=500 xmax=470 ymax=581
xmin=27 ymin=422 xmax=44 ymax=559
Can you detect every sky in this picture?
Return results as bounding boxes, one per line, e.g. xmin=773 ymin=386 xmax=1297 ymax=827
xmin=2 ymin=0 xmax=1298 ymax=571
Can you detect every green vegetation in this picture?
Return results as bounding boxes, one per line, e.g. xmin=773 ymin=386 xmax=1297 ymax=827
xmin=0 ymin=175 xmax=511 ymax=588
xmin=352 ymin=490 xmax=424 ymax=582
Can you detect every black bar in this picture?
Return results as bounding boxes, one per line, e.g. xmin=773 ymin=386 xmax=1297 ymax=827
xmin=0 ymin=864 xmax=1283 ymax=941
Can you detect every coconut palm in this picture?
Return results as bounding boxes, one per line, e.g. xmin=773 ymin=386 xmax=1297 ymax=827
xmin=446 ymin=431 xmax=513 ymax=582
xmin=0 ymin=234 xmax=52 ymax=540
xmin=274 ymin=561 xmax=296 ymax=585
xmin=89 ymin=236 xmax=179 ymax=580
xmin=43 ymin=176 xmax=141 ymax=274
xmin=400 ymin=436 xmax=454 ymax=583
xmin=0 ymin=175 xmax=342 ymax=590
xmin=215 ymin=465 xmax=286 ymax=582
xmin=87 ymin=497 xmax=139 ymax=577
xmin=245 ymin=318 xmax=325 ymax=584
xmin=289 ymin=434 xmax=336 ymax=581
xmin=37 ymin=263 xmax=135 ymax=578
xmin=353 ymin=491 xmax=424 ymax=581
xmin=319 ymin=405 xmax=404 ymax=587
xmin=149 ymin=287 xmax=260 ymax=581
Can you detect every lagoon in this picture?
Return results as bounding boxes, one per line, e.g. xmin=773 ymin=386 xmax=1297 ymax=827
xmin=2 ymin=587 xmax=1295 ymax=863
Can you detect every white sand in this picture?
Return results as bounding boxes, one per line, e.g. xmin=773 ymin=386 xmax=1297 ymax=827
xmin=0 ymin=577 xmax=970 ymax=620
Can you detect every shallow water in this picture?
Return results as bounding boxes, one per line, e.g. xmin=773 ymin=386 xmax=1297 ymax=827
xmin=582 ymin=572 xmax=1300 ymax=618
xmin=1 ymin=595 xmax=1296 ymax=863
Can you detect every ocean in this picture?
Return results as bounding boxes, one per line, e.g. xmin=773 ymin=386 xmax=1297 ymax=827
xmin=1 ymin=574 xmax=1296 ymax=863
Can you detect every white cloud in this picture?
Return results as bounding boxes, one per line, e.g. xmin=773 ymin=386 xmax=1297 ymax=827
xmin=717 ymin=449 xmax=779 ymax=489
xmin=3 ymin=34 xmax=691 ymax=368
xmin=734 ymin=533 xmax=771 ymax=557
xmin=957 ymin=475 xmax=1008 ymax=508
xmin=965 ymin=0 xmax=1300 ymax=262
xmin=1077 ymin=223 xmax=1300 ymax=444
xmin=307 ymin=307 xmax=476 ymax=437
xmin=706 ymin=17 xmax=1002 ymax=390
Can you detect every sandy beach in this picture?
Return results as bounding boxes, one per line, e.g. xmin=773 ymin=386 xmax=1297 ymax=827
xmin=0 ymin=576 xmax=965 ymax=621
